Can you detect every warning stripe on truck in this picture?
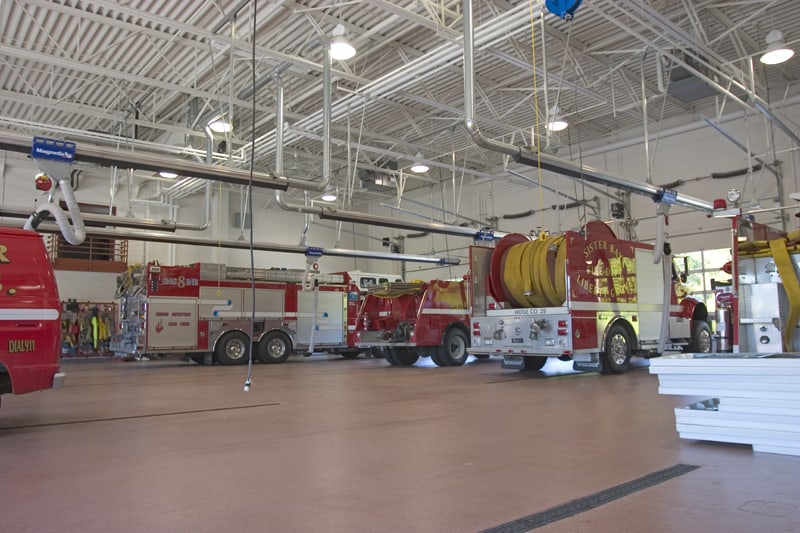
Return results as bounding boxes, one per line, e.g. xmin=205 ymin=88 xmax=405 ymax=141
xmin=0 ymin=308 xmax=59 ymax=320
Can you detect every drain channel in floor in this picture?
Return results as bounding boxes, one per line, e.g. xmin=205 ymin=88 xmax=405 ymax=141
xmin=480 ymin=463 xmax=700 ymax=533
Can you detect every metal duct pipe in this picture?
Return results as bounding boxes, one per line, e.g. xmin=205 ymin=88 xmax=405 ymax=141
xmin=0 ymin=130 xmax=288 ymax=190
xmin=0 ymin=205 xmax=177 ymax=232
xmin=31 ymin=223 xmax=458 ymax=265
xmin=460 ymin=0 xmax=715 ymax=214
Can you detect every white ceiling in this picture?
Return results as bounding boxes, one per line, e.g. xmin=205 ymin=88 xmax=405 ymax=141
xmin=1 ymin=0 xmax=798 ymax=205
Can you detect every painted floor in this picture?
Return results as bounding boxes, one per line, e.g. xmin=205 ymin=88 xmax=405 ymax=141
xmin=1 ymin=355 xmax=798 ymax=532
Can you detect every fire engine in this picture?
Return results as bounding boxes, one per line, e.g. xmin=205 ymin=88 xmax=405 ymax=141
xmin=0 ymin=227 xmax=66 ymax=407
xmin=714 ymin=212 xmax=800 ymax=354
xmin=354 ymin=279 xmax=473 ymax=366
xmin=111 ymin=262 xmax=362 ymax=364
xmin=469 ymin=220 xmax=712 ymax=374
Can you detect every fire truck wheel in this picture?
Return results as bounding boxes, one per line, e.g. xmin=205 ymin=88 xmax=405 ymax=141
xmin=370 ymin=347 xmax=387 ymax=359
xmin=429 ymin=348 xmax=447 ymax=367
xmin=520 ymin=356 xmax=547 ymax=371
xmin=257 ymin=332 xmax=292 ymax=364
xmin=439 ymin=329 xmax=469 ymax=366
xmin=215 ymin=331 xmax=251 ymax=365
xmin=338 ymin=349 xmax=362 ymax=359
xmin=688 ymin=320 xmax=713 ymax=353
xmin=600 ymin=323 xmax=632 ymax=375
xmin=384 ymin=348 xmax=400 ymax=365
xmin=390 ymin=347 xmax=419 ymax=366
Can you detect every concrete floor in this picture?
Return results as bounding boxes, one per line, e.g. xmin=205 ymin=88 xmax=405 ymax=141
xmin=1 ymin=355 xmax=798 ymax=533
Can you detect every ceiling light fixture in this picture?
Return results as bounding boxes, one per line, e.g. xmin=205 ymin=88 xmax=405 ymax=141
xmin=410 ymin=153 xmax=429 ymax=174
xmin=329 ymin=24 xmax=356 ymax=61
xmin=207 ymin=117 xmax=232 ymax=133
xmin=158 ymin=171 xmax=178 ymax=179
xmin=760 ymin=30 xmax=794 ymax=65
xmin=545 ymin=106 xmax=568 ymax=132
xmin=546 ymin=118 xmax=569 ymax=132
xmin=321 ymin=186 xmax=337 ymax=202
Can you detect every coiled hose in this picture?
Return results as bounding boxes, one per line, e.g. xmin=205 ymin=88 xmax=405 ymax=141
xmin=501 ymin=235 xmax=567 ymax=307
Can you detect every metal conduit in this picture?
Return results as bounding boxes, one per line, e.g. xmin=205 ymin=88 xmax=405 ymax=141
xmin=460 ymin=0 xmax=715 ymax=215
xmin=0 ymin=206 xmax=177 ymax=232
xmin=0 ymin=129 xmax=289 ymax=191
xmin=30 ymin=223 xmax=458 ymax=265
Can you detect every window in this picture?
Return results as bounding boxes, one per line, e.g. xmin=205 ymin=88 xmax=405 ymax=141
xmin=676 ymin=248 xmax=732 ymax=315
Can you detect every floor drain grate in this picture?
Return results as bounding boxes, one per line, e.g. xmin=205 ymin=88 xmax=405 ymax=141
xmin=480 ymin=463 xmax=700 ymax=533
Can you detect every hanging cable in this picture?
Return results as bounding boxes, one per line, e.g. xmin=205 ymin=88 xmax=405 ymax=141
xmin=529 ymin=3 xmax=545 ymax=232
xmin=243 ymin=0 xmax=257 ymax=393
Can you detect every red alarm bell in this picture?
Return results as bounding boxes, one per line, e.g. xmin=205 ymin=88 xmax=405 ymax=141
xmin=35 ymin=173 xmax=53 ymax=191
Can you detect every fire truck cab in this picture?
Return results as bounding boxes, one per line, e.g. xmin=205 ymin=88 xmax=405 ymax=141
xmin=0 ymin=227 xmax=66 ymax=406
xmin=469 ymin=221 xmax=712 ymax=374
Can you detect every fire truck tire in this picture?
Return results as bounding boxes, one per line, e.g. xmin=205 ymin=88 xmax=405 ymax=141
xmin=338 ymin=349 xmax=362 ymax=359
xmin=257 ymin=332 xmax=292 ymax=364
xmin=600 ymin=323 xmax=632 ymax=374
xmin=688 ymin=320 xmax=713 ymax=353
xmin=215 ymin=331 xmax=251 ymax=365
xmin=429 ymin=348 xmax=447 ymax=367
xmin=370 ymin=347 xmax=387 ymax=359
xmin=438 ymin=329 xmax=469 ymax=366
xmin=384 ymin=348 xmax=400 ymax=365
xmin=520 ymin=356 xmax=547 ymax=371
xmin=389 ymin=347 xmax=419 ymax=366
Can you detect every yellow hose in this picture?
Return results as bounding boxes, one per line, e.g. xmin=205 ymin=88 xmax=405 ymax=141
xmin=768 ymin=237 xmax=800 ymax=351
xmin=503 ymin=235 xmax=567 ymax=308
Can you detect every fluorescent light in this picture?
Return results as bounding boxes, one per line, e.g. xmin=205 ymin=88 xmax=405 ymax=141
xmin=330 ymin=24 xmax=356 ymax=60
xmin=208 ymin=118 xmax=232 ymax=133
xmin=760 ymin=30 xmax=794 ymax=65
xmin=158 ymin=171 xmax=178 ymax=179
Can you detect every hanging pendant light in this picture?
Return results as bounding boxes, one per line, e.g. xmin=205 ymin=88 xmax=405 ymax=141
xmin=321 ymin=186 xmax=337 ymax=202
xmin=410 ymin=152 xmax=429 ymax=173
xmin=330 ymin=24 xmax=356 ymax=61
xmin=760 ymin=30 xmax=794 ymax=65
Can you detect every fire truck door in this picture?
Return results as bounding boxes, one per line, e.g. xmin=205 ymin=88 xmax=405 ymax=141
xmin=297 ymin=291 xmax=345 ymax=344
xmin=147 ymin=298 xmax=198 ymax=350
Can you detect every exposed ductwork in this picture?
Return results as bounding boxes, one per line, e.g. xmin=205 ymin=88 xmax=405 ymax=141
xmin=460 ymin=0 xmax=715 ymax=215
xmin=273 ymin=36 xmax=500 ymax=241
xmin=30 ymin=223 xmax=458 ymax=265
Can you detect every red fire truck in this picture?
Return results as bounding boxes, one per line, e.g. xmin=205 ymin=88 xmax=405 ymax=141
xmin=111 ymin=262 xmax=362 ymax=364
xmin=0 ymin=227 xmax=66 ymax=407
xmin=354 ymin=280 xmax=472 ymax=366
xmin=469 ymin=220 xmax=712 ymax=374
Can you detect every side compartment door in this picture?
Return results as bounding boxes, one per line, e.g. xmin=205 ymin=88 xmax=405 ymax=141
xmin=297 ymin=291 xmax=346 ymax=345
xmin=146 ymin=297 xmax=198 ymax=350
